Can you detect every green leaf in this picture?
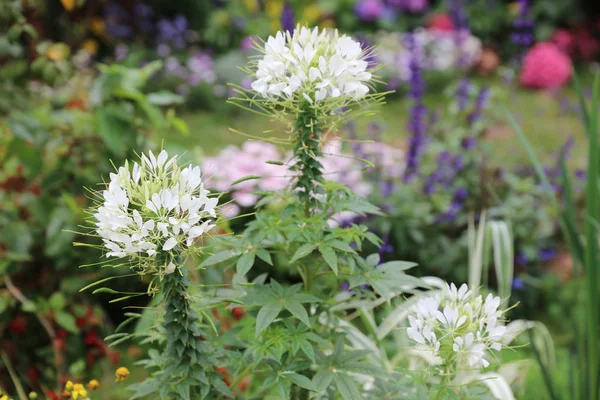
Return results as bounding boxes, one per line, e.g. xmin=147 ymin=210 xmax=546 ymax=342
xmin=56 ymin=311 xmax=79 ymax=333
xmin=130 ymin=378 xmax=161 ymax=399
xmin=231 ymin=175 xmax=262 ymax=186
xmin=335 ymin=374 xmax=363 ymax=400
xmin=313 ymin=370 xmax=334 ymax=391
xmin=200 ymin=250 xmax=239 ymax=267
xmin=48 ymin=292 xmax=66 ymax=311
xmin=171 ymin=117 xmax=189 ymax=135
xmin=284 ymin=301 xmax=310 ymax=327
xmin=21 ymin=301 xmax=36 ymax=312
xmin=290 ymin=243 xmax=316 ymax=263
xmin=328 ymin=240 xmax=355 ymax=253
xmin=236 ymin=253 xmax=255 ymax=276
xmin=256 ymin=248 xmax=273 ymax=265
xmin=147 ymin=91 xmax=184 ymax=105
xmin=319 ymin=245 xmax=338 ymax=275
xmin=283 ymin=372 xmax=318 ymax=391
xmin=95 ymin=106 xmax=136 ymax=155
xmin=255 ymin=302 xmax=282 ymax=336
xmin=377 ymin=260 xmax=417 ymax=272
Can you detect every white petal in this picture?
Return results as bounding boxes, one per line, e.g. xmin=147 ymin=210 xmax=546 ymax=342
xmin=162 ymin=237 xmax=177 ymax=251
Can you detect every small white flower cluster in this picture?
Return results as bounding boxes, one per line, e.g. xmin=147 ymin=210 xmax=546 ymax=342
xmin=94 ymin=150 xmax=217 ymax=270
xmin=407 ymin=283 xmax=506 ymax=369
xmin=250 ymin=25 xmax=372 ymax=104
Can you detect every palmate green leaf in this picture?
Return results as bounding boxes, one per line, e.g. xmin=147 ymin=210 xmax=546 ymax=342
xmin=236 ymin=252 xmax=255 ymax=276
xmin=328 ymin=240 xmax=356 ymax=253
xmin=130 ymin=378 xmax=161 ymax=399
xmin=313 ymin=370 xmax=335 ymax=392
xmin=284 ymin=301 xmax=311 ymax=327
xmin=335 ymin=374 xmax=363 ymax=400
xmin=200 ymin=250 xmax=240 ymax=267
xmin=282 ymin=372 xmax=318 ymax=391
xmin=290 ymin=243 xmax=316 ymax=263
xmin=277 ymin=379 xmax=291 ymax=400
xmin=256 ymin=302 xmax=283 ymax=336
xmin=319 ymin=245 xmax=338 ymax=275
xmin=256 ymin=248 xmax=273 ymax=265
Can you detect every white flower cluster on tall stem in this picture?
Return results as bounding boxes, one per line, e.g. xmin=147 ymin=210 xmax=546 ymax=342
xmin=93 ymin=150 xmax=217 ymax=274
xmin=407 ymin=283 xmax=507 ymax=371
xmin=250 ymin=25 xmax=373 ymax=105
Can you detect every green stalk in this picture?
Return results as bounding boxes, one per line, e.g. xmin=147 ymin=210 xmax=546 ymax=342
xmin=160 ymin=267 xmax=216 ymax=397
xmin=584 ymin=74 xmax=599 ymax=400
xmin=290 ymin=104 xmax=324 ymax=217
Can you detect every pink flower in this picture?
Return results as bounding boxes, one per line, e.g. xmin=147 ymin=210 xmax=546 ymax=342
xmin=520 ymin=42 xmax=572 ymax=90
xmin=427 ymin=13 xmax=454 ymax=32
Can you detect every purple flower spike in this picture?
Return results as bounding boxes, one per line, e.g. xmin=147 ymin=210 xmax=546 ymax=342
xmin=281 ymin=2 xmax=295 ymax=33
xmin=355 ymin=0 xmax=384 ymax=22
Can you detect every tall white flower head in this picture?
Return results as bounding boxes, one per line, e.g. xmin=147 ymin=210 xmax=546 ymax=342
xmin=234 ymin=25 xmax=385 ymax=129
xmin=91 ymin=150 xmax=218 ymax=275
xmin=406 ymin=283 xmax=507 ymax=372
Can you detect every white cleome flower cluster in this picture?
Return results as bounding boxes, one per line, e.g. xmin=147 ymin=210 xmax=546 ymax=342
xmin=407 ymin=283 xmax=506 ymax=369
xmin=250 ymin=25 xmax=372 ymax=104
xmin=94 ymin=150 xmax=217 ymax=268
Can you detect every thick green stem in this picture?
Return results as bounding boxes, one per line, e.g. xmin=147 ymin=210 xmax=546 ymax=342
xmin=161 ymin=268 xmax=214 ymax=395
xmin=291 ymin=105 xmax=324 ymax=217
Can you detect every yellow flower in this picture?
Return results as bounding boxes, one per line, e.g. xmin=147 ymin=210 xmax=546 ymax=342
xmin=115 ymin=366 xmax=130 ymax=382
xmin=90 ymin=18 xmax=106 ymax=36
xmin=302 ymin=4 xmax=322 ymax=23
xmin=71 ymin=384 xmax=87 ymax=400
xmin=87 ymin=379 xmax=100 ymax=390
xmin=65 ymin=381 xmax=74 ymax=391
xmin=46 ymin=43 xmax=70 ymax=61
xmin=81 ymin=39 xmax=98 ymax=55
xmin=1 ymin=395 xmax=8 ymax=400
xmin=508 ymin=2 xmax=522 ymax=16
xmin=265 ymin=0 xmax=283 ymax=19
xmin=60 ymin=0 xmax=76 ymax=12
xmin=320 ymin=18 xmax=336 ymax=29
xmin=243 ymin=0 xmax=259 ymax=13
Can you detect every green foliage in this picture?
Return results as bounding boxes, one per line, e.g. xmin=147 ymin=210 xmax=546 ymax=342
xmin=510 ymin=72 xmax=600 ymax=400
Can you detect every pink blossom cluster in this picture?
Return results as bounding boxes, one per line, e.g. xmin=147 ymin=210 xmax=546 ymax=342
xmin=202 ymin=139 xmax=405 ymax=216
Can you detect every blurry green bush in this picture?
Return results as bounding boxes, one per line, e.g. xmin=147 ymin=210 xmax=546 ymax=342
xmin=0 ymin=3 xmax=186 ymax=396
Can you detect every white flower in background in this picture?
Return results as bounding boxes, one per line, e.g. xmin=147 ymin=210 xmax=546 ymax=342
xmin=376 ymin=29 xmax=482 ymax=85
xmin=406 ymin=283 xmax=506 ymax=370
xmin=250 ymin=25 xmax=373 ymax=105
xmin=93 ymin=150 xmax=217 ymax=272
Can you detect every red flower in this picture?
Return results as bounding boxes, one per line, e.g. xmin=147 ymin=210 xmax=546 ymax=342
xmin=572 ymin=26 xmax=600 ymax=60
xmin=520 ymin=42 xmax=572 ymax=90
xmin=231 ymin=306 xmax=245 ymax=321
xmin=53 ymin=338 xmax=66 ymax=352
xmin=8 ymin=315 xmax=27 ymax=334
xmin=427 ymin=13 xmax=454 ymax=32
xmin=45 ymin=391 xmax=60 ymax=400
xmin=551 ymin=29 xmax=575 ymax=55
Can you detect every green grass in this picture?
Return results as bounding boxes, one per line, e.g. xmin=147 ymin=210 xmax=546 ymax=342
xmin=163 ymin=79 xmax=586 ymax=170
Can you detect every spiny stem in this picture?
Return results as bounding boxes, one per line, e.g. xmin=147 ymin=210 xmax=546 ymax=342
xmin=160 ymin=267 xmax=215 ymax=394
xmin=291 ymin=104 xmax=324 ymax=217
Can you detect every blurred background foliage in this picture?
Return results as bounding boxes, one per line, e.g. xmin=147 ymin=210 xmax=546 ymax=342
xmin=0 ymin=0 xmax=599 ymax=398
